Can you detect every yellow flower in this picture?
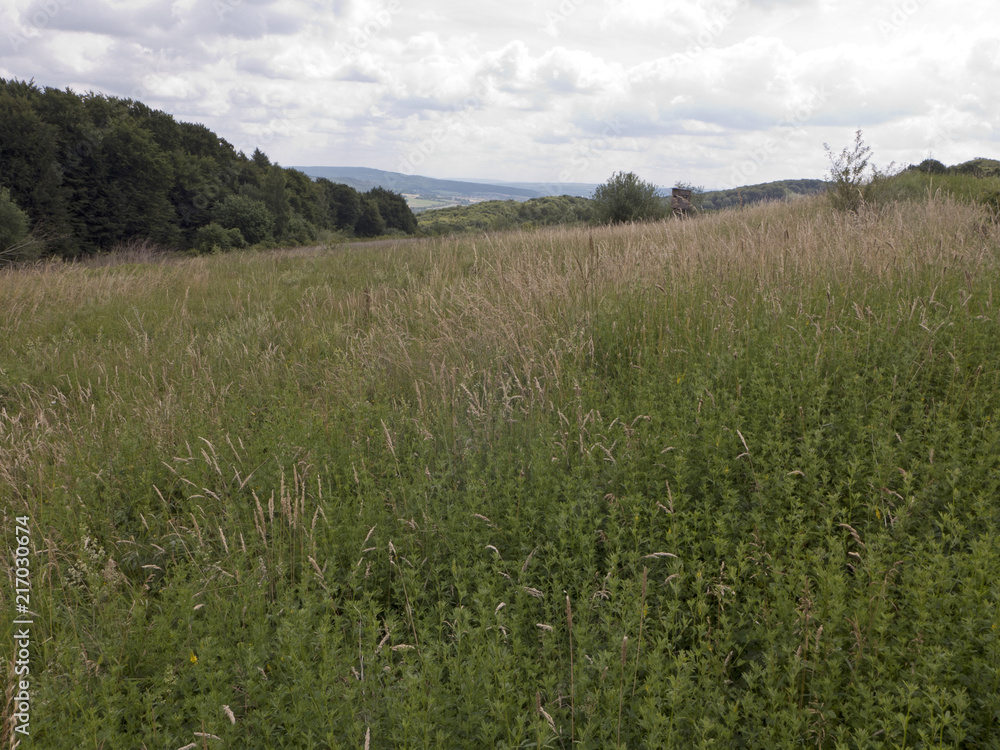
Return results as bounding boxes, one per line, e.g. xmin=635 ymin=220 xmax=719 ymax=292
xmin=189 ymin=651 xmax=198 ymax=664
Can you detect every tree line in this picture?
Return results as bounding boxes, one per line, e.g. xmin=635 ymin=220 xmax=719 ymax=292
xmin=418 ymin=195 xmax=593 ymax=234
xmin=0 ymin=78 xmax=417 ymax=260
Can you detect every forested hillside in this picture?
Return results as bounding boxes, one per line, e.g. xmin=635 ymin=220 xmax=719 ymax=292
xmin=697 ymin=179 xmax=828 ymax=211
xmin=0 ymin=79 xmax=416 ymax=260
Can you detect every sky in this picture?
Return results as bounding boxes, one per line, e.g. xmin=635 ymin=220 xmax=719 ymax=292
xmin=2 ymin=0 xmax=998 ymax=187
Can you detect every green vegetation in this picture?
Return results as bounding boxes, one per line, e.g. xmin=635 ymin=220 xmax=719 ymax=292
xmin=192 ymin=222 xmax=248 ymax=254
xmin=416 ymin=173 xmax=835 ymax=238
xmin=592 ymin=171 xmax=667 ymax=224
xmin=866 ymin=159 xmax=1000 ymax=214
xmin=822 ymin=132 xmax=1000 ymax=218
xmin=876 ymin=169 xmax=1000 ymax=212
xmin=699 ymin=179 xmax=828 ymax=211
xmin=367 ymin=187 xmax=418 ymax=235
xmin=0 ymin=79 xmax=417 ymax=257
xmin=418 ymin=194 xmax=593 ymax=234
xmin=3 ymin=192 xmax=999 ymax=747
xmin=0 ymin=186 xmax=35 ymax=264
xmin=950 ymin=157 xmax=1000 ymax=178
xmin=213 ymin=194 xmax=275 ymax=246
xmin=823 ymin=129 xmax=900 ymax=213
xmin=355 ymin=197 xmax=388 ymax=237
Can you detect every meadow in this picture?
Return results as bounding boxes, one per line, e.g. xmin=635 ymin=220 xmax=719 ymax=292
xmin=2 ymin=193 xmax=999 ymax=748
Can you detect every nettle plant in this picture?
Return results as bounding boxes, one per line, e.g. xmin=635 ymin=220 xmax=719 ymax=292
xmin=823 ymin=129 xmax=898 ymax=213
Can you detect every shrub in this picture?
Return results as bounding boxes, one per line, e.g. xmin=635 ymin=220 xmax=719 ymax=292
xmin=593 ymin=171 xmax=667 ymax=224
xmin=193 ymin=222 xmax=245 ymax=254
xmin=213 ymin=194 xmax=274 ymax=245
xmin=284 ymin=214 xmax=317 ymax=246
xmin=0 ymin=186 xmax=37 ymax=264
xmin=227 ymin=227 xmax=247 ymax=249
xmin=914 ymin=158 xmax=947 ymax=175
xmin=823 ymin=129 xmax=898 ymax=213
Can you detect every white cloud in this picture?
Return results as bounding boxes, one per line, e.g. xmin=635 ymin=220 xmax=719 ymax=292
xmin=1 ymin=0 xmax=997 ymax=184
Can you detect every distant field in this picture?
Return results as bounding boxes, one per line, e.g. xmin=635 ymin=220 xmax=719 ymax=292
xmin=2 ymin=195 xmax=999 ymax=747
xmin=402 ymin=193 xmax=469 ymax=212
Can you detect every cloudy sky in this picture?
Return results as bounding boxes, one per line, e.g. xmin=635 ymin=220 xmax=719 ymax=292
xmin=2 ymin=0 xmax=998 ymax=187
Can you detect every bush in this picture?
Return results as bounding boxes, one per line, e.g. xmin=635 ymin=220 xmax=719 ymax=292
xmin=193 ymin=222 xmax=246 ymax=254
xmin=228 ymin=227 xmax=248 ymax=249
xmin=213 ymin=194 xmax=274 ymax=245
xmin=592 ymin=171 xmax=667 ymax=224
xmin=913 ymin=158 xmax=947 ymax=175
xmin=284 ymin=214 xmax=317 ymax=246
xmin=823 ymin=129 xmax=898 ymax=213
xmin=0 ymin=186 xmax=37 ymax=264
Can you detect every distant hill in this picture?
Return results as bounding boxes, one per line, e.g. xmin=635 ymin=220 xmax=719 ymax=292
xmin=290 ymin=167 xmax=834 ymax=216
xmin=907 ymin=157 xmax=1000 ymax=178
xmin=697 ymin=179 xmax=829 ymax=211
xmin=290 ymin=167 xmax=602 ymax=212
xmin=448 ymin=178 xmax=600 ymax=199
xmin=291 ymin=166 xmax=545 ymax=211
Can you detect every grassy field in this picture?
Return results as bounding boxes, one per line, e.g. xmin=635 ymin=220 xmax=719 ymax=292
xmin=2 ymin=195 xmax=1000 ymax=748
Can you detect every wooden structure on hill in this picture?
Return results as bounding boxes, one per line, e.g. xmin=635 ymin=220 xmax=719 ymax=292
xmin=671 ymin=187 xmax=694 ymax=216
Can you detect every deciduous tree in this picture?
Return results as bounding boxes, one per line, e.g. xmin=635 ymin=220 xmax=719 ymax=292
xmin=593 ymin=172 xmax=667 ymax=224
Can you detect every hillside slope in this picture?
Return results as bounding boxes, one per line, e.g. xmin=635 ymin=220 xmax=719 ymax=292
xmin=4 ymin=194 xmax=1000 ymax=746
